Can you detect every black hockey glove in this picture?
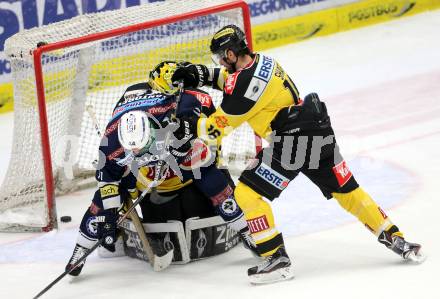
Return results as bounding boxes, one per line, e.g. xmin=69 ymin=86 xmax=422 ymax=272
xmin=169 ymin=115 xmax=198 ymax=159
xmin=171 ymin=64 xmax=209 ymax=88
xmin=271 ymin=92 xmax=330 ymax=134
xmin=97 ymin=209 xmax=119 ymax=253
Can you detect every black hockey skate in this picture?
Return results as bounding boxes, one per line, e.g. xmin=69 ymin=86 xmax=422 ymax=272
xmin=248 ymin=246 xmax=294 ymax=284
xmin=239 ymin=228 xmax=260 ymax=257
xmin=65 ymin=243 xmax=90 ymax=276
xmin=378 ymin=231 xmax=426 ymax=263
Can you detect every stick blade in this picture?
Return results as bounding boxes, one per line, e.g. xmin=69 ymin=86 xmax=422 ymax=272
xmin=153 ymin=249 xmax=174 ymax=272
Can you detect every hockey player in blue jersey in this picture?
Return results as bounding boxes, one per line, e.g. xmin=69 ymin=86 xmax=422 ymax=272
xmin=65 ymin=61 xmax=256 ymax=276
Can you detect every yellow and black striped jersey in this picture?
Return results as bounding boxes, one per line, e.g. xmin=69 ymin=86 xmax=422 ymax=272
xmin=197 ymin=53 xmax=300 ymax=143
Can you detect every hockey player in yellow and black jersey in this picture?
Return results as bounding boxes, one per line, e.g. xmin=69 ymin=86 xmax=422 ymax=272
xmin=171 ymin=25 xmax=426 ymax=284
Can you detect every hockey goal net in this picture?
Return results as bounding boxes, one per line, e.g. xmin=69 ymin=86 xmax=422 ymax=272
xmin=1 ymin=0 xmax=256 ymax=232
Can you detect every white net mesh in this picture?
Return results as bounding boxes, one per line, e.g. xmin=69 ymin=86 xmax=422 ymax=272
xmin=1 ymin=0 xmax=255 ymax=232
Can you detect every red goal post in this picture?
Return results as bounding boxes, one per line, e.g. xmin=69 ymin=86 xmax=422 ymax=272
xmin=1 ymin=0 xmax=256 ymax=232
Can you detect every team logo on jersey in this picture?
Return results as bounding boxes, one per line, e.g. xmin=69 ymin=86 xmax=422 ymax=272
xmin=243 ymin=55 xmax=274 ymax=102
xmin=244 ymin=77 xmax=266 ymax=102
xmin=255 ymin=163 xmax=290 ymax=190
xmin=224 ymin=71 xmax=240 ymax=95
xmin=220 ymin=197 xmax=240 ymax=217
xmin=215 ymin=116 xmax=229 ymax=128
xmin=86 ymin=217 xmax=99 ymax=236
xmin=332 ymin=160 xmax=352 ymax=187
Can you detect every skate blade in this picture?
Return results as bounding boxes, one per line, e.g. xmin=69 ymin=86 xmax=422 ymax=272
xmin=406 ymin=249 xmax=427 ymax=264
xmin=153 ymin=249 xmax=174 ymax=272
xmin=249 ymin=266 xmax=294 ymax=285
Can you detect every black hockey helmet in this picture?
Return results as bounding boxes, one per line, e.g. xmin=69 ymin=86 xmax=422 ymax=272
xmin=210 ymin=25 xmax=249 ymax=57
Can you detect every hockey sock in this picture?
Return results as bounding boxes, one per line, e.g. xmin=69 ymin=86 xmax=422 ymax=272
xmin=332 ymin=187 xmax=402 ymax=237
xmin=235 ymin=183 xmax=283 ymax=256
xmin=211 ymin=185 xmax=247 ymax=232
xmin=76 ymin=205 xmax=101 ymax=249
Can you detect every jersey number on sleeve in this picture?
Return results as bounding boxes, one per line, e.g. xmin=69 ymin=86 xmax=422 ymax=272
xmin=207 ymin=125 xmax=221 ymax=139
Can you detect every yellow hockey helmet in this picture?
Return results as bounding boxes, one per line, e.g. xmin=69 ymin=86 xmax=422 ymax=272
xmin=148 ymin=61 xmax=179 ymax=94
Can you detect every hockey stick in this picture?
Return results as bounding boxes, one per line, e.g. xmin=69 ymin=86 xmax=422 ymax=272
xmin=33 ymin=178 xmax=167 ymax=299
xmin=123 ymin=197 xmax=171 ymax=267
xmin=34 ymin=82 xmax=185 ymax=299
xmin=85 ymin=105 xmax=174 ymax=271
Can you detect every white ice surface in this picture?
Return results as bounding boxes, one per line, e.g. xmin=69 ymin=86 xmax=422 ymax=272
xmin=1 ymin=10 xmax=440 ymax=299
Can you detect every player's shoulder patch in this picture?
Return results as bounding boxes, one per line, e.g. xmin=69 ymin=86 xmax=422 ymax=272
xmin=185 ymin=89 xmax=213 ymax=108
xmin=243 ymin=54 xmax=275 ymax=102
xmin=254 ymin=54 xmax=275 ymax=83
xmin=224 ymin=71 xmax=241 ymax=95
